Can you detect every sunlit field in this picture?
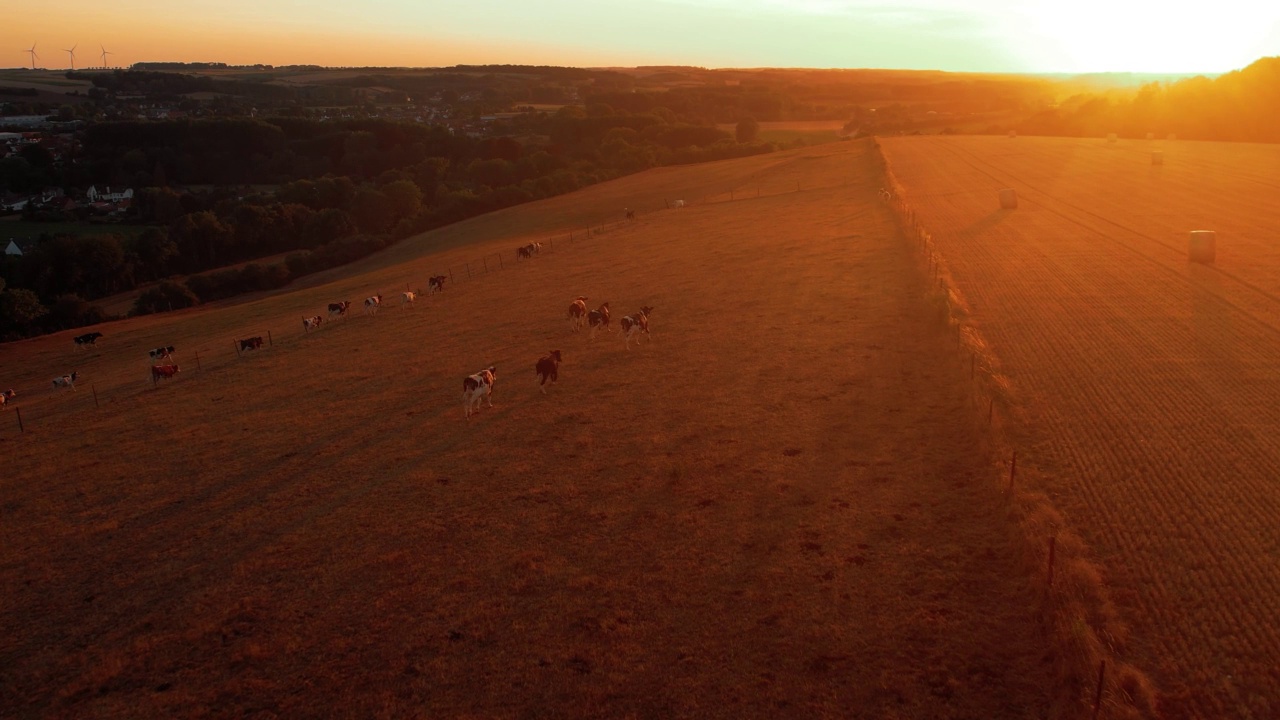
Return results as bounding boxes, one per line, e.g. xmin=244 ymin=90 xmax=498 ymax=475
xmin=882 ymin=134 xmax=1280 ymax=719
xmin=0 ymin=142 xmax=1055 ymax=718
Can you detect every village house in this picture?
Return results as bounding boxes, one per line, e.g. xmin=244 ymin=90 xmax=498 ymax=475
xmin=86 ymin=186 xmax=134 ymax=202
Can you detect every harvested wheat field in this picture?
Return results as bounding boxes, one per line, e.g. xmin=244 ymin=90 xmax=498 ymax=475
xmin=1 ymin=141 xmax=1055 ymax=718
xmin=881 ymin=134 xmax=1280 ymax=719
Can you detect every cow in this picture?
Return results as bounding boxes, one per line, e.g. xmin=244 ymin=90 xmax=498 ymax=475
xmin=151 ymin=364 xmax=180 ymax=383
xmin=586 ymin=302 xmax=611 ymax=338
xmin=463 ymin=366 xmax=497 ymax=418
xmin=148 ymin=345 xmax=175 ymax=361
xmin=303 ymin=315 xmax=323 ymax=332
xmin=239 ymin=337 xmax=264 ymax=352
xmin=0 ymin=389 xmax=15 ymax=410
xmin=364 ymin=295 xmax=383 ymax=315
xmin=625 ymin=208 xmax=636 ymax=220
xmin=567 ymin=296 xmax=589 ymax=332
xmin=52 ymin=372 xmax=79 ymax=391
xmin=517 ymin=244 xmax=533 ymax=260
xmin=429 ymin=276 xmax=448 ymax=294
xmin=530 ymin=242 xmax=543 ymax=255
xmin=73 ymin=332 xmax=103 ymax=349
xmin=672 ymin=199 xmax=685 ymax=209
xmin=878 ymin=188 xmax=893 ymax=202
xmin=401 ymin=291 xmax=416 ymax=307
xmin=328 ymin=301 xmax=352 ymax=319
xmin=535 ymin=350 xmax=563 ymax=395
xmin=620 ymin=306 xmax=654 ymax=349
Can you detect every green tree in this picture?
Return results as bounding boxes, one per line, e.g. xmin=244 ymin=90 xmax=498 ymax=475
xmin=382 ymin=180 xmax=422 ymax=221
xmin=736 ymin=117 xmax=760 ymax=143
xmin=0 ymin=288 xmax=48 ymax=329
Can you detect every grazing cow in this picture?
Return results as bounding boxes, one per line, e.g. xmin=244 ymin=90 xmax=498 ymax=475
xmin=151 ymin=364 xmax=180 ymax=383
xmin=625 ymin=208 xmax=636 ymax=220
xmin=303 ymin=315 xmax=323 ymax=332
xmin=429 ymin=275 xmax=448 ymax=294
xmin=148 ymin=345 xmax=176 ymax=361
xmin=535 ymin=350 xmax=563 ymax=395
xmin=239 ymin=337 xmax=264 ymax=352
xmin=73 ymin=332 xmax=103 ymax=349
xmin=463 ymin=366 xmax=497 ymax=418
xmin=567 ymin=296 xmax=589 ymax=331
xmin=0 ymin=389 xmax=15 ymax=410
xmin=672 ymin=199 xmax=685 ymax=209
xmin=53 ymin=372 xmax=79 ymax=391
xmin=328 ymin=301 xmax=352 ymax=319
xmin=530 ymin=242 xmax=543 ymax=255
xmin=517 ymin=244 xmax=533 ymax=260
xmin=364 ymin=295 xmax=383 ymax=315
xmin=401 ymin=291 xmax=416 ymax=307
xmin=620 ymin=306 xmax=654 ymax=349
xmin=586 ymin=302 xmax=611 ymax=338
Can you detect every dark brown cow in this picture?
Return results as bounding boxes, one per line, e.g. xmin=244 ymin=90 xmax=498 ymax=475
xmin=535 ymin=350 xmax=563 ymax=394
xmin=151 ymin=364 xmax=180 ymax=382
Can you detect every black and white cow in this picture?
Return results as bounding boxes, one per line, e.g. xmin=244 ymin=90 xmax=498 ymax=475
xmin=620 ymin=306 xmax=653 ymax=349
xmin=52 ymin=371 xmax=79 ymax=391
xmin=73 ymin=332 xmax=103 ymax=349
xmin=303 ymin=315 xmax=323 ymax=332
xmin=328 ymin=301 xmax=352 ymax=319
xmin=364 ymin=295 xmax=383 ymax=315
xmin=535 ymin=350 xmax=562 ymax=395
xmin=463 ymin=366 xmax=497 ymax=418
xmin=429 ymin=276 xmax=448 ymax=294
xmin=239 ymin=337 xmax=264 ymax=352
xmin=586 ymin=302 xmax=611 ymax=338
xmin=148 ymin=345 xmax=176 ymax=361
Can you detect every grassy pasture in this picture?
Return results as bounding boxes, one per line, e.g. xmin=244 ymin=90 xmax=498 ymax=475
xmin=882 ymin=134 xmax=1280 ymax=719
xmin=1 ymin=142 xmax=1052 ymax=717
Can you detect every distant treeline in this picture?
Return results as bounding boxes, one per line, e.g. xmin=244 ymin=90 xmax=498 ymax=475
xmin=1018 ymin=56 xmax=1280 ymax=143
xmin=0 ymin=110 xmax=775 ymax=340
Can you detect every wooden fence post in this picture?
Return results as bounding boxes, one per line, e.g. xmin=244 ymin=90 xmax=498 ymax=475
xmin=466 ymin=262 xmax=471 ymax=278
xmin=449 ymin=269 xmax=455 ymax=284
xmin=16 ymin=407 xmax=24 ymax=433
xmin=92 ymin=384 xmax=100 ymax=408
xmin=498 ymin=253 xmax=503 ymax=269
xmin=268 ymin=330 xmax=273 ymax=347
xmin=1091 ymin=661 xmax=1106 ymax=720
xmin=234 ymin=340 xmax=241 ymax=358
xmin=483 ymin=257 xmax=488 ymax=273
xmin=1047 ymin=536 xmax=1057 ymax=588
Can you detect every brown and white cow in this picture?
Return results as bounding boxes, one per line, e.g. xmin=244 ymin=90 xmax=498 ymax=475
xmin=429 ymin=276 xmax=448 ymax=294
xmin=73 ymin=332 xmax=103 ymax=349
xmin=620 ymin=306 xmax=653 ymax=349
xmin=535 ymin=350 xmax=562 ymax=395
xmin=52 ymin=371 xmax=79 ymax=391
xmin=567 ymin=296 xmax=589 ymax=331
xmin=328 ymin=301 xmax=351 ymax=319
xmin=586 ymin=302 xmax=611 ymax=338
xmin=0 ymin=389 xmax=15 ymax=410
xmin=303 ymin=315 xmax=323 ymax=332
xmin=401 ymin=291 xmax=416 ymax=307
xmin=151 ymin=364 xmax=180 ymax=383
xmin=463 ymin=366 xmax=497 ymax=418
xmin=364 ymin=295 xmax=383 ymax=315
xmin=239 ymin=337 xmax=264 ymax=352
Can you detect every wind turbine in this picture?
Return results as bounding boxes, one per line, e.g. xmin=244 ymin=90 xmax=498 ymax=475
xmin=25 ymin=43 xmax=38 ymax=69
xmin=100 ymin=44 xmax=112 ymax=69
xmin=65 ymin=44 xmax=77 ymax=70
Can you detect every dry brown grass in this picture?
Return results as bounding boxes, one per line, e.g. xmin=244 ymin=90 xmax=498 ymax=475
xmin=881 ymin=134 xmax=1280 ymax=719
xmin=2 ymin=141 xmax=1053 ymax=718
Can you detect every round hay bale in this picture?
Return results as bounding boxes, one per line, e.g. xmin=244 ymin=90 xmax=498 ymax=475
xmin=1107 ymin=133 xmax=1118 ymax=143
xmin=1189 ymin=230 xmax=1216 ymax=264
xmin=1167 ymin=133 xmax=1178 ymax=141
xmin=999 ymin=188 xmax=1018 ymax=209
xmin=1152 ymin=151 xmax=1164 ymax=166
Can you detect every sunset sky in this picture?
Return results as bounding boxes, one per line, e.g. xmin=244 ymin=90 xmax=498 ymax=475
xmin=5 ymin=1 xmax=1280 ymax=73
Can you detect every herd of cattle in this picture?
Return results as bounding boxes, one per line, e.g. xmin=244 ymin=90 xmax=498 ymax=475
xmin=4 ymin=265 xmax=654 ymax=421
